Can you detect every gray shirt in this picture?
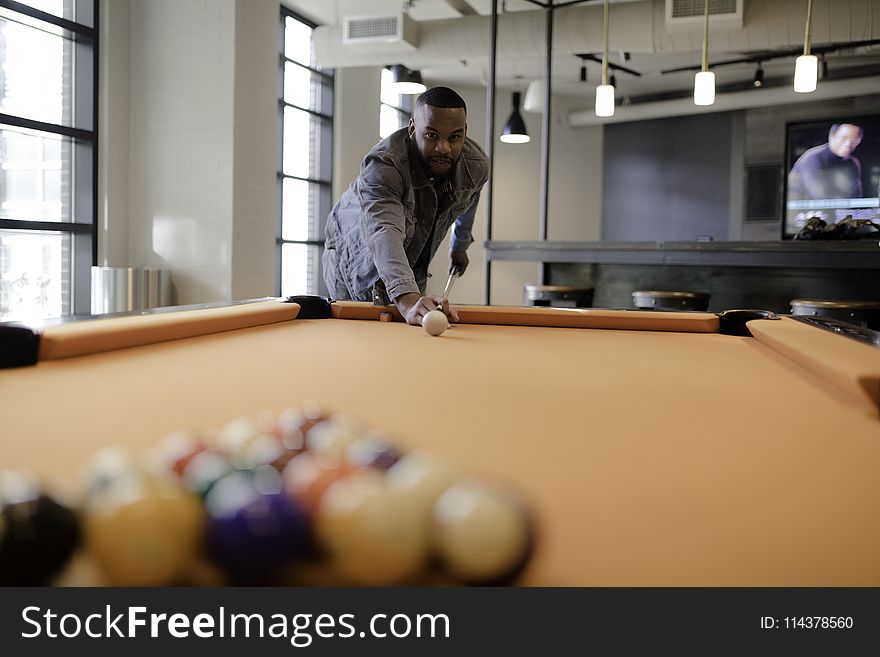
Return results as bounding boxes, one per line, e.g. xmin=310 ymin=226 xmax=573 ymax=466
xmin=322 ymin=128 xmax=488 ymax=305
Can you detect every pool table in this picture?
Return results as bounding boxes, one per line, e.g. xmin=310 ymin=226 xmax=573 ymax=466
xmin=2 ymin=299 xmax=880 ymax=586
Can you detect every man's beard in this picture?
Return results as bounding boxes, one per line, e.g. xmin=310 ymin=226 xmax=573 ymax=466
xmin=424 ymin=154 xmax=455 ymax=178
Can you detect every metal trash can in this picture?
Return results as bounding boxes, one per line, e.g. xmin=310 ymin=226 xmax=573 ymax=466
xmin=135 ymin=268 xmax=172 ymax=311
xmin=91 ymin=266 xmax=171 ymax=315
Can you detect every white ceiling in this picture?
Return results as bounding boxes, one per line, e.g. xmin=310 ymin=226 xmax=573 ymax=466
xmin=284 ymin=0 xmax=880 ymax=106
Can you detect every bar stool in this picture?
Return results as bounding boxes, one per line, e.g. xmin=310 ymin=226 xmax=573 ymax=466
xmin=789 ymin=299 xmax=880 ymax=330
xmin=523 ymin=284 xmax=594 ymax=308
xmin=631 ymin=290 xmax=710 ymax=311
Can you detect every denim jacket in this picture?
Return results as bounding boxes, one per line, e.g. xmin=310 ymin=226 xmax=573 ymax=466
xmin=322 ymin=128 xmax=488 ymax=305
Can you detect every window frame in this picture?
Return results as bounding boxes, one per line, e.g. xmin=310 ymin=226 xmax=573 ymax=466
xmin=278 ymin=7 xmax=333 ymax=298
xmin=0 ymin=0 xmax=98 ymax=319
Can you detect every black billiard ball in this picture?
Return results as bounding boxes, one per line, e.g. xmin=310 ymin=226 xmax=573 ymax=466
xmin=0 ymin=470 xmax=81 ymax=586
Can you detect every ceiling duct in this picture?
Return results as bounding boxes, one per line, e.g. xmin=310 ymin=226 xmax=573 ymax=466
xmin=342 ymin=12 xmax=418 ymax=48
xmin=665 ymin=0 xmax=743 ymax=30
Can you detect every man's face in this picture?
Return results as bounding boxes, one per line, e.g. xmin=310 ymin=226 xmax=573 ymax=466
xmin=828 ymin=124 xmax=863 ymax=159
xmin=409 ymin=104 xmax=467 ymax=177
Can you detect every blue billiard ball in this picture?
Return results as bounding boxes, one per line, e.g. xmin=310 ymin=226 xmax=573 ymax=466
xmin=204 ymin=467 xmax=312 ymax=583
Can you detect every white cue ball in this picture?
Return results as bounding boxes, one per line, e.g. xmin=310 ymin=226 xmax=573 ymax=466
xmin=422 ymin=310 xmax=449 ymax=336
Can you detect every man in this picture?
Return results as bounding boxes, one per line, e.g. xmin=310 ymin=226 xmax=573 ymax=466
xmin=322 ymin=86 xmax=488 ymax=326
xmin=788 ymin=123 xmax=864 ymax=200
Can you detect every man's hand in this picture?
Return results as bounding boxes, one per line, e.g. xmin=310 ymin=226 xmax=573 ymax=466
xmin=394 ymin=292 xmax=459 ymax=326
xmin=450 ymin=250 xmax=469 ymax=276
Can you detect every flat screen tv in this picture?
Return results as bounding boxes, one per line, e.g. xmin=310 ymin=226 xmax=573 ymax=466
xmin=783 ymin=115 xmax=880 ymax=239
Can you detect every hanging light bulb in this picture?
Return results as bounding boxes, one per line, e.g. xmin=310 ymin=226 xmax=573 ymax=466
xmin=693 ymin=0 xmax=715 ymax=106
xmin=595 ymin=0 xmax=614 ymax=118
xmin=794 ymin=0 xmax=817 ymax=92
xmin=500 ymin=92 xmax=530 ymax=143
xmin=388 ymin=64 xmax=427 ymax=94
xmin=753 ymin=64 xmax=764 ymax=87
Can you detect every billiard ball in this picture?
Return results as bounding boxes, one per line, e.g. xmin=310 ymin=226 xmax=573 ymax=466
xmin=345 ymin=431 xmax=403 ymax=471
xmin=79 ymin=446 xmax=141 ymax=501
xmin=81 ymin=469 xmax=204 ymax=586
xmin=314 ymin=468 xmax=430 ymax=585
xmin=305 ymin=414 xmax=364 ymax=459
xmin=281 ymin=451 xmax=356 ymax=516
xmin=0 ymin=470 xmax=81 ymax=586
xmin=216 ymin=414 xmax=272 ymax=456
xmin=431 ymin=478 xmax=533 ymax=584
xmin=422 ymin=310 xmax=449 ymax=336
xmin=179 ymin=449 xmax=235 ymax=498
xmin=385 ymin=449 xmax=462 ymax=514
xmin=204 ymin=466 xmax=312 ymax=583
xmin=277 ymin=400 xmax=328 ymax=448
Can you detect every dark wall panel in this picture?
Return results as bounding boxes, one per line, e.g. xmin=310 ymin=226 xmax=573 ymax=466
xmin=602 ymin=113 xmax=734 ymax=241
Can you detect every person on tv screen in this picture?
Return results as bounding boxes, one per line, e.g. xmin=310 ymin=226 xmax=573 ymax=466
xmin=788 ymin=122 xmax=863 ymax=201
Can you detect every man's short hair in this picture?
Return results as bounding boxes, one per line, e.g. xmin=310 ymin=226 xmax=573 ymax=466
xmin=416 ymin=86 xmax=467 ymax=114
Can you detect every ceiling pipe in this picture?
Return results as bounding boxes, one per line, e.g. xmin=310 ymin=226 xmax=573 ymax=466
xmin=566 ymin=73 xmax=880 ymax=126
xmin=312 ymin=0 xmax=879 ymax=71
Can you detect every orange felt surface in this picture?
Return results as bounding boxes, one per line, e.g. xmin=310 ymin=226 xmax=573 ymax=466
xmin=2 ymin=304 xmax=880 ymax=586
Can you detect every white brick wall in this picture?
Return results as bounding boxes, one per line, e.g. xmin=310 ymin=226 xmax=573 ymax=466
xmin=231 ymin=0 xmax=278 ymax=301
xmin=100 ymin=0 xmax=278 ymax=306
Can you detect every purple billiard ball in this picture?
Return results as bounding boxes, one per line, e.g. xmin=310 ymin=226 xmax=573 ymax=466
xmin=204 ymin=467 xmax=312 ymax=583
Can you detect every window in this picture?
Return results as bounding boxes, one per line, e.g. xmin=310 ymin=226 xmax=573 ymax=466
xmin=380 ymin=67 xmax=412 ymax=139
xmin=0 ymin=0 xmax=97 ymax=321
xmin=279 ymin=9 xmax=333 ymax=297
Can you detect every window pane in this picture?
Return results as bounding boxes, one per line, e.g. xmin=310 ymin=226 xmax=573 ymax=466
xmin=284 ymin=16 xmax=313 ymax=68
xmin=0 ymin=17 xmax=74 ymax=126
xmin=13 ymin=1 xmax=73 ymax=21
xmin=282 ymin=178 xmax=322 ymax=241
xmin=380 ymin=67 xmax=402 ymax=107
xmin=0 ymin=125 xmax=72 ymax=222
xmin=283 ymin=106 xmax=325 ymax=179
xmin=380 ymin=104 xmax=406 ymax=139
xmin=284 ymin=61 xmax=327 ymax=114
xmin=0 ymin=228 xmax=68 ymax=321
xmin=281 ymin=243 xmax=320 ymax=297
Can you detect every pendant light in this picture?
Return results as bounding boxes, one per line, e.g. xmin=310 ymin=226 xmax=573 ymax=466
xmin=500 ymin=91 xmax=530 ymax=143
xmin=595 ymin=0 xmax=614 ymax=117
xmin=693 ymin=0 xmax=715 ymax=106
xmin=794 ymin=0 xmax=817 ymax=93
xmin=389 ymin=64 xmax=426 ymax=95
